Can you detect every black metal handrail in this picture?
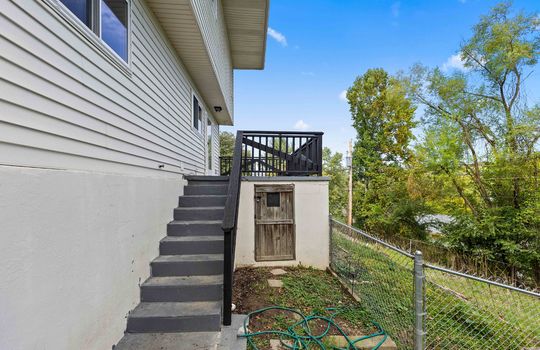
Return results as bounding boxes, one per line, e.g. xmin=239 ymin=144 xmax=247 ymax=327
xmin=221 ymin=130 xmax=323 ymax=325
xmin=222 ymin=131 xmax=244 ymax=326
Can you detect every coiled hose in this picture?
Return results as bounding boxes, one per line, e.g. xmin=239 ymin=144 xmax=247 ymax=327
xmin=238 ymin=306 xmax=387 ymax=350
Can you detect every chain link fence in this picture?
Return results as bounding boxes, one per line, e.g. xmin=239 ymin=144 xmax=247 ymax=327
xmin=329 ymin=218 xmax=540 ymax=350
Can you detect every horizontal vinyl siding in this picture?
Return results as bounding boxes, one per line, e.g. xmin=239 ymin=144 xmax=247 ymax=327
xmin=191 ymin=0 xmax=233 ymax=117
xmin=0 ymin=0 xmax=214 ymax=175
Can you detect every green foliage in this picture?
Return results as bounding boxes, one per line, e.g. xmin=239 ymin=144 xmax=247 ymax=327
xmin=346 ymin=68 xmax=425 ymax=239
xmin=219 ymin=131 xmax=235 ymax=157
xmin=342 ymin=3 xmax=539 ymax=284
xmin=347 ymin=68 xmax=416 ymax=179
xmin=322 ymin=147 xmax=348 ymax=220
xmin=402 ymin=2 xmax=540 ymax=284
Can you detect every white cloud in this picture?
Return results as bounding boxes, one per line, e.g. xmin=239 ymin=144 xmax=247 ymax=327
xmin=391 ymin=2 xmax=400 ymax=18
xmin=442 ymin=53 xmax=469 ymax=72
xmin=294 ymin=119 xmax=309 ymax=131
xmin=339 ymin=90 xmax=348 ymax=102
xmin=267 ymin=27 xmax=287 ymax=47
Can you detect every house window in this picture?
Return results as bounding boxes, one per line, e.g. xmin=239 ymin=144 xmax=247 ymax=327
xmin=193 ymin=95 xmax=203 ymax=133
xmin=60 ymin=0 xmax=91 ymax=26
xmin=59 ymin=0 xmax=129 ymax=62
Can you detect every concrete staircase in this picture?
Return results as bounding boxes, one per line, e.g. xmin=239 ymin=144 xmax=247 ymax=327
xmin=115 ymin=176 xmax=244 ymax=349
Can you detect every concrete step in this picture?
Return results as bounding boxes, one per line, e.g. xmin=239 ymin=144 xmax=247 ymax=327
xmin=173 ymin=207 xmax=224 ymax=221
xmin=178 ymin=195 xmax=227 ymax=207
xmin=218 ymin=314 xmax=249 ymax=350
xmin=167 ymin=220 xmax=223 ymax=236
xmin=141 ymin=275 xmax=222 ymax=302
xmin=115 ymin=332 xmax=221 ymax=350
xmin=126 ymin=301 xmax=221 ymax=333
xmin=184 ymin=185 xmax=228 ymax=195
xmin=160 ymin=236 xmax=223 ymax=255
xmin=151 ymin=254 xmax=223 ymax=277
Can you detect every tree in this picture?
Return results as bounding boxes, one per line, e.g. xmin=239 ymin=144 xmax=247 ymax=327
xmin=405 ymin=2 xmax=540 ymax=283
xmin=322 ymin=147 xmax=348 ymax=220
xmin=219 ymin=131 xmax=235 ymax=157
xmin=347 ymin=68 xmax=416 ymax=183
xmin=346 ymin=68 xmax=425 ymax=238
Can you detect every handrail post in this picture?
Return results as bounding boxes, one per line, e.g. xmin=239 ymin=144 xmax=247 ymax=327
xmin=317 ymin=133 xmax=323 ymax=176
xmin=414 ymin=251 xmax=426 ymax=350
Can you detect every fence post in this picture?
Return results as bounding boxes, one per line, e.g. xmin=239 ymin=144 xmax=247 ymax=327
xmin=414 ymin=251 xmax=425 ymax=350
xmin=329 ymin=216 xmax=333 ymax=267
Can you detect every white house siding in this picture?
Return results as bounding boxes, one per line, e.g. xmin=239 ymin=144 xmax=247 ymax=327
xmin=0 ymin=0 xmax=219 ymax=175
xmin=191 ymin=0 xmax=233 ymax=117
xmin=0 ymin=0 xmax=224 ymax=348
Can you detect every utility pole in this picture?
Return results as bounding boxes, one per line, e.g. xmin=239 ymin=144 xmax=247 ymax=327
xmin=347 ymin=140 xmax=353 ymax=226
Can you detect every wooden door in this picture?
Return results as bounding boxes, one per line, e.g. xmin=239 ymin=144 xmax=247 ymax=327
xmin=255 ymin=184 xmax=295 ymax=261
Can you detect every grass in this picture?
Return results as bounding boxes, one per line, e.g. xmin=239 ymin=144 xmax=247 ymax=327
xmin=332 ymin=231 xmax=540 ymax=350
xmin=233 ymin=266 xmax=386 ymax=350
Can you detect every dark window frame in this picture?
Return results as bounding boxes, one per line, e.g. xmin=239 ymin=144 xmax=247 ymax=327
xmin=192 ymin=94 xmax=205 ymax=135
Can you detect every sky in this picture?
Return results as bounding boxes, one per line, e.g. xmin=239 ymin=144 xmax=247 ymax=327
xmin=224 ymin=0 xmax=540 ymax=155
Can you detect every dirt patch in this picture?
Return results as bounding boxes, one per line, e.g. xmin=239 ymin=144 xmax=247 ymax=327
xmin=233 ymin=266 xmax=381 ymax=349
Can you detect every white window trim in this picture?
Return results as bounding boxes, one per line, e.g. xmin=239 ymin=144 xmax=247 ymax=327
xmin=191 ymin=92 xmax=204 ymax=137
xmin=41 ymin=0 xmax=132 ymax=77
xmin=212 ymin=0 xmax=218 ymax=21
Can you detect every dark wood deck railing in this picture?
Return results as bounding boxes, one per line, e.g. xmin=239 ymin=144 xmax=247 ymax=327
xmin=219 ymin=131 xmax=323 ymax=177
xmin=221 ymin=131 xmax=323 ymax=325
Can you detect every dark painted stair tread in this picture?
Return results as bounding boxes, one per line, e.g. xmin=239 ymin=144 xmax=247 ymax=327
xmin=153 ymin=254 xmax=224 ymax=263
xmin=182 ymin=195 xmax=227 ymax=197
xmin=175 ymin=206 xmax=225 ymax=210
xmin=166 ymin=220 xmax=223 ymax=237
xmin=161 ymin=236 xmax=224 ymax=242
xmin=168 ymin=220 xmax=222 ymax=225
xmin=185 ymin=175 xmax=229 ymax=181
xmin=129 ymin=301 xmax=221 ymax=318
xmin=143 ymin=275 xmax=222 ymax=287
xmin=184 ymin=185 xmax=228 ymax=195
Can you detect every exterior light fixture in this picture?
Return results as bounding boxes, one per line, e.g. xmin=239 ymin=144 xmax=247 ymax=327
xmin=214 ymin=106 xmax=222 ymax=112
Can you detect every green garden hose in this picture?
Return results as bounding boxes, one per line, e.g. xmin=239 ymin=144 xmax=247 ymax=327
xmin=238 ymin=306 xmax=387 ymax=350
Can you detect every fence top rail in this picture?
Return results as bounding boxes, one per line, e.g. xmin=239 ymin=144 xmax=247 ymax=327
xmin=331 ymin=219 xmax=540 ymax=298
xmin=424 ymin=262 xmax=540 ymax=298
xmin=331 ymin=218 xmax=415 ymax=259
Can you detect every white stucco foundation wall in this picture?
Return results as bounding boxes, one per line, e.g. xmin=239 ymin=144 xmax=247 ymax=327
xmin=0 ymin=165 xmax=183 ymax=350
xmin=235 ymin=177 xmax=330 ymax=269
